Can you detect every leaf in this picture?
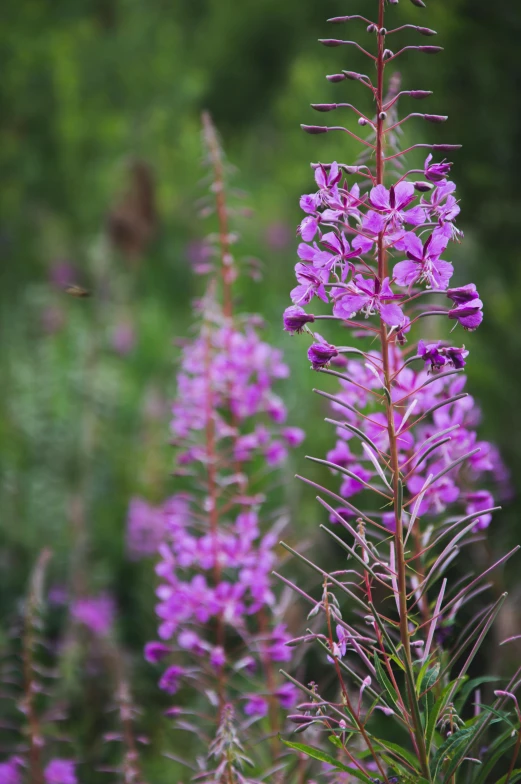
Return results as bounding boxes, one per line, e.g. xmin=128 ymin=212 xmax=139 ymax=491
xmin=423 ymin=664 xmax=441 ymax=693
xmin=374 ymin=654 xmax=400 ymax=710
xmin=281 ymin=739 xmax=373 ymax=784
xmin=430 ymin=727 xmax=474 ymax=780
xmin=442 ymin=721 xmax=489 ymax=782
xmin=416 ymin=661 xmax=441 ymax=696
xmin=456 ymin=675 xmax=501 ymax=712
xmin=495 ymin=770 xmax=521 ymax=784
xmin=422 ymin=689 xmax=435 ymax=732
xmin=328 ymin=734 xmax=343 ymax=750
xmin=372 ymin=737 xmax=421 ymax=773
xmin=474 ymin=731 xmax=518 ymax=784
xmin=476 ymin=704 xmax=517 ymax=730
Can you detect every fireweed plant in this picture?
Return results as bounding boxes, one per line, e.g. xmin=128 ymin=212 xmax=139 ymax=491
xmin=280 ymin=3 xmax=518 ymax=784
xmin=0 ymin=551 xmax=79 ymax=784
xmin=127 ymin=114 xmax=305 ymax=782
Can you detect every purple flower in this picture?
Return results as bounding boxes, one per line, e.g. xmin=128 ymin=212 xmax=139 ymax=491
xmin=283 ymin=305 xmax=315 ymax=334
xmin=333 ymin=275 xmax=404 ymax=327
xmin=418 ymin=341 xmax=468 ymax=372
xmin=291 ymin=263 xmax=329 ymax=306
xmin=408 ymin=474 xmax=460 ymax=516
xmin=298 ymin=214 xmax=320 ymax=241
xmin=447 ymin=284 xmax=483 ymax=330
xmin=369 ymin=182 xmax=425 ymax=229
xmin=313 ymin=231 xmax=359 ymax=279
xmin=275 ymin=682 xmax=299 ymax=709
xmin=466 ymin=490 xmax=495 ymax=531
xmin=244 ymin=694 xmax=269 ymax=717
xmin=71 ymin=594 xmax=115 ymax=637
xmin=43 ymin=760 xmax=77 ymax=784
xmin=267 ymin=624 xmax=292 ymax=662
xmin=424 ymin=153 xmax=452 ymax=183
xmin=210 ymin=646 xmax=226 ymax=669
xmin=282 ymin=427 xmax=305 ymax=447
xmin=144 ymin=641 xmax=171 ymax=663
xmin=159 ymin=665 xmax=185 ymax=695
xmin=308 ymin=342 xmax=339 ymax=370
xmin=0 ymin=757 xmax=23 ymax=784
xmin=394 ymin=230 xmax=453 ymax=289
xmin=265 ymin=440 xmax=288 ymax=466
xmin=340 ymin=465 xmax=373 ymax=497
xmin=127 ymin=497 xmax=166 ymax=559
xmin=382 ymin=512 xmax=397 ymax=533
xmin=315 ymin=161 xmax=342 ymax=193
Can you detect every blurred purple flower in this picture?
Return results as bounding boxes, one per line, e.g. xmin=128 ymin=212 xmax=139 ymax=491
xmin=0 ymin=757 xmax=23 ymax=784
xmin=244 ymin=694 xmax=269 ymax=717
xmin=43 ymin=760 xmax=77 ymax=784
xmin=111 ymin=321 xmax=136 ymax=355
xmin=71 ymin=594 xmax=115 ymax=637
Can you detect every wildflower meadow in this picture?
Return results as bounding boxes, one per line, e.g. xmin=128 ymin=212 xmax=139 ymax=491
xmin=1 ymin=1 xmax=521 ymax=782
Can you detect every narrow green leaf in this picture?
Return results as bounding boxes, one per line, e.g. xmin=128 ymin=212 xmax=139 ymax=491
xmin=456 ymin=675 xmax=501 ymax=712
xmin=495 ymin=770 xmax=521 ymax=784
xmin=374 ymin=654 xmax=400 ymax=710
xmin=474 ymin=732 xmax=518 ymax=784
xmin=430 ymin=727 xmax=473 ymax=780
xmin=372 ymin=737 xmax=421 ymax=772
xmin=281 ymin=740 xmax=373 ymax=784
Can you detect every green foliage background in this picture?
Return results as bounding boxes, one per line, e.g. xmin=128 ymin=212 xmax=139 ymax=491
xmin=1 ymin=0 xmax=520 ymax=777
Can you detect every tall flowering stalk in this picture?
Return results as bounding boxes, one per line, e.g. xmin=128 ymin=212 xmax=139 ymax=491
xmin=0 ymin=551 xmax=80 ymax=784
xmin=281 ymin=3 xmax=516 ymax=783
xmin=128 ymin=114 xmax=304 ymax=781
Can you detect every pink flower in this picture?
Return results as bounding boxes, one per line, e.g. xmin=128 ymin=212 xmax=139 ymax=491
xmin=44 ymin=760 xmax=77 ymax=784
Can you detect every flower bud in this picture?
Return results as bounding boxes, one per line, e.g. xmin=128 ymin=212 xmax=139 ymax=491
xmin=308 ymin=342 xmax=339 ymax=370
xmin=379 ymin=27 xmax=387 ymax=36
xmin=410 ymin=0 xmax=427 ymax=6
xmin=433 ymin=143 xmax=462 ymax=151
xmin=410 ymin=90 xmax=433 ymax=99
xmin=319 ymin=39 xmax=344 ymax=47
xmin=288 ymin=714 xmax=314 ymax=724
xmin=358 ymin=117 xmax=369 ymax=126
xmin=379 ymin=112 xmax=387 ymax=121
xmin=311 ymin=103 xmax=336 ymax=112
xmin=301 ymin=124 xmax=329 ymax=135
xmin=283 ymin=306 xmax=315 ymax=334
xmin=418 ymin=45 xmax=443 ymax=54
xmin=418 ymin=26 xmax=437 ymax=36
xmin=425 ymin=114 xmax=448 ymax=123
xmin=383 ymin=49 xmax=394 ymax=60
xmin=367 ymin=24 xmax=377 ymax=33
xmin=343 ymin=70 xmax=365 ymax=81
xmin=326 ymin=73 xmax=346 ymax=83
xmin=414 ymin=181 xmax=434 ymax=192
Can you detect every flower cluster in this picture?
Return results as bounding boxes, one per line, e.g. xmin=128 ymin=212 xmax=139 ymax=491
xmin=278 ymin=5 xmax=514 ymax=784
xmin=315 ymin=345 xmax=507 ymax=533
xmin=284 ymin=151 xmax=501 ymax=532
xmin=135 ymin=301 xmax=303 ymax=716
xmin=287 ymin=155 xmax=479 ymax=331
xmin=127 ymin=113 xmax=303 ymax=776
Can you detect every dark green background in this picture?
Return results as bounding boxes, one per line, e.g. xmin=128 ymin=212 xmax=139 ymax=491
xmin=1 ymin=0 xmax=520 ymax=776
